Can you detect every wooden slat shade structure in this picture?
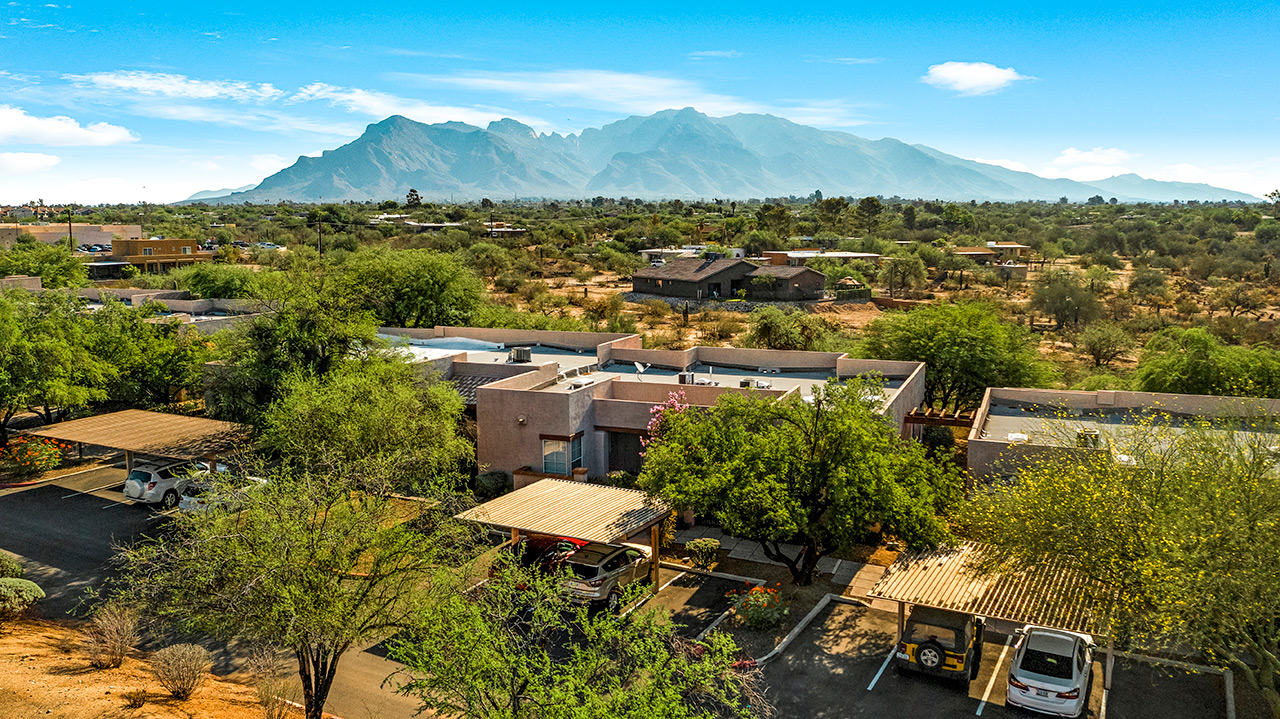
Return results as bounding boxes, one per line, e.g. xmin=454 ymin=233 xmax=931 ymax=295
xmin=904 ymin=406 xmax=977 ymax=428
xmin=867 ymin=541 xmax=1111 ymax=636
xmin=24 ymin=409 xmax=248 ymax=461
xmin=456 ymin=479 xmax=671 ymax=545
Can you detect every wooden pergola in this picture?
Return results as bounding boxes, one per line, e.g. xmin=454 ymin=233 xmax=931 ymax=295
xmin=24 ymin=409 xmax=249 ymax=471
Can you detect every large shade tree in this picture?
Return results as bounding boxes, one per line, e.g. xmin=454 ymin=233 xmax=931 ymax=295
xmin=962 ymin=416 xmax=1280 ymax=718
xmin=639 ymin=380 xmax=962 ymax=585
xmin=392 ymin=558 xmax=771 ymax=719
xmin=859 ymin=302 xmax=1052 ymax=412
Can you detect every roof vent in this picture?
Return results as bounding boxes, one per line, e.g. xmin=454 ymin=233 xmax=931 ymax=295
xmin=568 ymin=377 xmax=594 ymax=389
xmin=1077 ymin=428 xmax=1102 ymax=449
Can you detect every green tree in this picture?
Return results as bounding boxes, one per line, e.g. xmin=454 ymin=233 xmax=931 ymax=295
xmin=816 ymin=197 xmax=849 ymax=232
xmin=639 ymin=381 xmax=961 ymax=584
xmin=755 ymin=204 xmax=793 ymax=239
xmin=854 ymin=196 xmax=884 ymax=233
xmin=1134 ymin=327 xmax=1280 ymax=398
xmin=876 ymin=255 xmax=927 ymax=298
xmin=0 ymin=240 xmax=87 ymax=289
xmin=1074 ymin=320 xmax=1134 ymax=367
xmin=112 ymin=469 xmax=472 ymax=719
xmin=391 ymin=559 xmax=768 ymax=719
xmin=1209 ymin=281 xmax=1264 ymax=318
xmin=961 ymin=419 xmax=1280 ymax=718
xmin=87 ymin=299 xmax=211 ymax=408
xmin=340 ymin=247 xmax=483 ymax=327
xmin=1127 ymin=268 xmax=1170 ymax=311
xmin=169 ymin=263 xmax=261 ymax=299
xmin=405 ymin=188 xmax=422 ymax=208
xmin=1084 ymin=264 xmax=1116 ymax=294
xmin=739 ymin=306 xmax=832 ymax=351
xmin=260 ymin=359 xmax=472 ymax=493
xmin=938 ymin=252 xmax=978 ymax=288
xmin=1031 ymin=268 xmax=1102 ymax=328
xmin=859 ymin=303 xmax=1052 ymax=411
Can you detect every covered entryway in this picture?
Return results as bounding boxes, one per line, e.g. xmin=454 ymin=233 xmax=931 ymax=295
xmin=455 ymin=479 xmax=672 ymax=587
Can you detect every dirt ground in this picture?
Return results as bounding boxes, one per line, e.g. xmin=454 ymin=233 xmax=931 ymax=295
xmin=0 ymin=619 xmax=265 ymax=719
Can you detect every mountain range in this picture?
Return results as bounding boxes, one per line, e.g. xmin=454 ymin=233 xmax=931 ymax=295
xmin=186 ymin=108 xmax=1261 ymax=204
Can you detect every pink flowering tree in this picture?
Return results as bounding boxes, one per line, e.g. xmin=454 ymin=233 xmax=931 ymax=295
xmin=640 ymin=391 xmax=690 ymax=453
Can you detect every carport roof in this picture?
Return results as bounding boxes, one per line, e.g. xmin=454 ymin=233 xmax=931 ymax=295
xmin=24 ymin=409 xmax=248 ymax=460
xmin=455 ymin=479 xmax=671 ymax=544
xmin=867 ymin=541 xmax=1111 ymax=636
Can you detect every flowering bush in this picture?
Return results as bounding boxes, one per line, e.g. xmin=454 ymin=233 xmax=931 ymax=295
xmin=640 ymin=391 xmax=690 ymax=453
xmin=726 ymin=584 xmax=789 ymax=629
xmin=0 ymin=437 xmax=68 ymax=479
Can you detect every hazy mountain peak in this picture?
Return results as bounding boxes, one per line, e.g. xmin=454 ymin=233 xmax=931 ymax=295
xmin=184 ymin=110 xmax=1262 ymax=204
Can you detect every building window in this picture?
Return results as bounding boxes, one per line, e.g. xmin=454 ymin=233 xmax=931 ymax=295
xmin=181 ymin=246 xmax=191 ymax=255
xmin=142 ymin=247 xmax=153 ymax=256
xmin=542 ymin=436 xmax=583 ymax=475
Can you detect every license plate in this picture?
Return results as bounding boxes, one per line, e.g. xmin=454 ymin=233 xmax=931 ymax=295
xmin=1036 ymin=689 xmax=1049 ymax=697
xmin=895 ymin=652 xmax=909 ymax=660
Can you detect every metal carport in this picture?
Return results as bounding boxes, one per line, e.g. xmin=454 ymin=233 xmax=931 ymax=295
xmin=23 ymin=409 xmax=249 ymax=471
xmin=455 ymin=479 xmax=673 ymax=586
xmin=868 ymin=541 xmax=1118 ymax=688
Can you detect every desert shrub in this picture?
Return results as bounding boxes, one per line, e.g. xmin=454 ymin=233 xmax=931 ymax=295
xmin=0 ymin=554 xmax=23 ymax=579
xmin=151 ymin=643 xmax=210 ymax=700
xmin=0 ymin=577 xmax=44 ymax=624
xmin=493 ymin=272 xmax=525 ymax=293
xmin=474 ymin=470 xmax=510 ymax=500
xmin=638 ymin=299 xmax=672 ymax=323
xmin=85 ymin=604 xmax=140 ymax=669
xmin=686 ymin=538 xmax=720 ymax=569
xmin=604 ymin=470 xmax=637 ymax=489
xmin=122 ymin=689 xmax=148 ymax=709
xmin=726 ymin=584 xmax=789 ymax=629
xmin=645 ymin=328 xmax=687 ymax=350
xmin=920 ymin=425 xmax=956 ymax=456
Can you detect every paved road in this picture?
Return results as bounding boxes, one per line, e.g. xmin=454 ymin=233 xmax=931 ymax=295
xmin=0 ymin=466 xmax=421 ymax=719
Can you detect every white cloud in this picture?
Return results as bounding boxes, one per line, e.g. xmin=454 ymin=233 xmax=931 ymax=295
xmin=688 ymin=50 xmax=742 ymax=60
xmin=0 ymin=152 xmax=61 ymax=172
xmin=65 ymin=70 xmax=285 ymax=102
xmin=1051 ymin=147 xmax=1135 ymax=167
xmin=921 ymin=61 xmax=1030 ymax=96
xmin=290 ymin=82 xmax=552 ymax=131
xmin=250 ymin=153 xmax=289 ymax=173
xmin=0 ymin=105 xmax=137 ymax=145
xmin=968 ymin=157 xmax=1032 ymax=173
xmin=396 ymin=69 xmax=870 ymax=128
xmin=1040 ymin=147 xmax=1135 ymax=181
xmin=123 ymin=102 xmax=361 ymax=137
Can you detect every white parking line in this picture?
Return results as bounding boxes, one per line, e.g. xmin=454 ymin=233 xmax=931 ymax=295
xmin=62 ymin=481 xmax=124 ymax=499
xmin=976 ymin=635 xmax=1015 ymax=715
xmin=866 ymin=649 xmax=895 ymax=691
xmin=657 ymin=571 xmax=687 ymax=593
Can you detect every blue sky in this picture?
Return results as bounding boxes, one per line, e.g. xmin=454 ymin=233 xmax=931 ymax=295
xmin=1 ymin=1 xmax=1277 ymax=203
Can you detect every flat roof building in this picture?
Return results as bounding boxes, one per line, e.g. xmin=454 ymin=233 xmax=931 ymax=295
xmin=380 ymin=327 xmax=925 ymax=486
xmin=0 ymin=223 xmax=142 ymax=249
xmin=967 ymin=387 xmax=1280 ymax=479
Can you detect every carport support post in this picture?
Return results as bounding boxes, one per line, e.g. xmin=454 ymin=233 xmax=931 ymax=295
xmin=649 ymin=523 xmax=661 ymax=588
xmin=1105 ymin=636 xmax=1114 ymax=691
xmin=896 ymin=601 xmax=905 ymax=642
xmin=124 ymin=450 xmax=133 ymax=472
xmin=510 ymin=528 xmax=520 ymax=544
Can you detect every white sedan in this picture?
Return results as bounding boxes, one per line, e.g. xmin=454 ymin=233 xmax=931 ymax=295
xmin=1006 ymin=626 xmax=1095 ymax=717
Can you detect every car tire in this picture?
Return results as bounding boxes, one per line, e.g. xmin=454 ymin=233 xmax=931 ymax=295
xmin=160 ymin=490 xmax=179 ymax=510
xmin=916 ymin=640 xmax=945 ymax=671
xmin=606 ymin=590 xmax=621 ymax=613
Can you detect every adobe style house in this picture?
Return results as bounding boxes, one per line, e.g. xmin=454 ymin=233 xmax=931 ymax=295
xmin=967 ymin=387 xmax=1280 ymax=480
xmin=0 ymin=223 xmax=143 ymax=249
xmin=380 ymin=327 xmax=925 ymax=487
xmin=108 ymin=237 xmax=214 ymax=273
xmin=631 ymin=257 xmax=825 ymax=301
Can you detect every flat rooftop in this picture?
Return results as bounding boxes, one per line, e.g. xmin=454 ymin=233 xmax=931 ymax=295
xmin=383 ymin=334 xmax=600 ymax=372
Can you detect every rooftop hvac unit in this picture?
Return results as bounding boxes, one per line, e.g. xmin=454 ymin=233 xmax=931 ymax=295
xmin=1077 ymin=428 xmax=1102 ymax=449
xmin=740 ymin=379 xmax=753 ymax=388
xmin=510 ymin=347 xmax=532 ymax=363
xmin=677 ymin=372 xmax=695 ymax=385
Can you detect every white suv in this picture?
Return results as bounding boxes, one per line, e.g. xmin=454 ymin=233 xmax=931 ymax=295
xmin=561 ymin=543 xmax=653 ymax=612
xmin=122 ymin=460 xmax=201 ymax=509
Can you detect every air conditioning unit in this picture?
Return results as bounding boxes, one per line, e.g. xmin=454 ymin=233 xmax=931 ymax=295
xmin=1076 ymin=428 xmax=1102 ymax=449
xmin=677 ymin=372 xmax=695 ymax=385
xmin=739 ymin=379 xmax=753 ymax=388
xmin=510 ymin=347 xmax=532 ymax=363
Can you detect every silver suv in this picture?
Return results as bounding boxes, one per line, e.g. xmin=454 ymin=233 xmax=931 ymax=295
xmin=122 ymin=460 xmax=198 ymax=509
xmin=561 ymin=543 xmax=653 ymax=612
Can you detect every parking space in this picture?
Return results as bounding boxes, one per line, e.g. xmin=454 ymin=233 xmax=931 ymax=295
xmin=642 ymin=568 xmax=738 ymax=637
xmin=765 ymin=602 xmax=1229 ymax=719
xmin=0 ymin=465 xmax=169 ymax=616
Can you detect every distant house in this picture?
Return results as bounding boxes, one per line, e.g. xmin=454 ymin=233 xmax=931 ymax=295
xmin=108 ymin=237 xmax=213 ymax=273
xmin=631 ymin=258 xmax=825 ymax=301
xmin=987 ymin=242 xmax=1031 ymax=259
xmin=950 ymin=246 xmax=997 ymax=264
xmin=761 ymin=249 xmax=881 ymax=266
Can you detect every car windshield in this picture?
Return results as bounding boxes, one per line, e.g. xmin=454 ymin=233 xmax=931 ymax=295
xmin=907 ymin=622 xmax=959 ymax=650
xmin=1021 ymin=648 xmax=1074 ymax=680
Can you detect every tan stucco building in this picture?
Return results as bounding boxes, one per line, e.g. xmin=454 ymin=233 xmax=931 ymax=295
xmin=380 ymin=326 xmax=926 ymax=486
xmin=0 ymin=223 xmax=143 ymax=249
xmin=108 ymin=237 xmax=213 ymax=272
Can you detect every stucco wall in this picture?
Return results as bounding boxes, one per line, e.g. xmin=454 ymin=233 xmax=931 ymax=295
xmin=0 ymin=275 xmax=41 ymax=291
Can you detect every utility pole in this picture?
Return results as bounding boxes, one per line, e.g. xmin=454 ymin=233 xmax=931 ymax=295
xmin=67 ymin=205 xmax=74 ymax=251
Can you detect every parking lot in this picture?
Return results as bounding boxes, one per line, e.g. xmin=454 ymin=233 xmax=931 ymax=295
xmin=643 ymin=568 xmax=738 ymax=637
xmin=764 ymin=602 xmax=1239 ymax=719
